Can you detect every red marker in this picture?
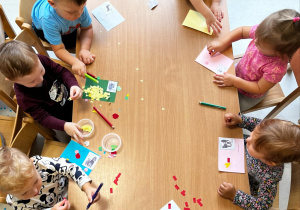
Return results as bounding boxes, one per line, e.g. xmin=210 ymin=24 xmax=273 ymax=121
xmin=93 ymin=107 xmax=115 ymax=129
xmin=87 ymin=72 xmax=96 ymax=79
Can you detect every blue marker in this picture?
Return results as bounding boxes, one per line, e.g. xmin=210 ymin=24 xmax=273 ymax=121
xmin=86 ymin=182 xmax=103 ymax=210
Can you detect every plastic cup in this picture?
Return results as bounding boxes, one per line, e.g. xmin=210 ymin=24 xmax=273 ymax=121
xmin=77 ymin=119 xmax=94 ymax=137
xmin=102 ymin=133 xmax=121 ymax=152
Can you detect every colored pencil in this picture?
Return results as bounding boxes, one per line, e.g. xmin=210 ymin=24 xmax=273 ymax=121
xmin=85 ymin=73 xmax=99 ymax=83
xmin=86 ymin=182 xmax=103 ymax=210
xmin=93 ymin=106 xmax=115 ymax=129
xmin=199 ymin=102 xmax=226 ymax=110
xmin=86 ymin=72 xmax=96 ymax=79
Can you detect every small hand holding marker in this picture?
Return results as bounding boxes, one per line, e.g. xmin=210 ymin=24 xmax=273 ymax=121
xmin=52 ymin=197 xmax=70 ymax=210
xmin=86 ymin=183 xmax=103 ymax=210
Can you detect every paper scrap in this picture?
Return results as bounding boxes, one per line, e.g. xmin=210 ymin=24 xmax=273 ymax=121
xmin=173 ymin=176 xmax=177 ymax=181
xmin=84 ymin=141 xmax=90 ymax=147
xmin=195 ymin=46 xmax=233 ymax=74
xmin=148 ymin=0 xmax=158 ymax=9
xmin=92 ymin=1 xmax=125 ymax=31
xmin=182 ymin=10 xmax=213 ymax=35
xmin=175 ymin=185 xmax=179 ymax=190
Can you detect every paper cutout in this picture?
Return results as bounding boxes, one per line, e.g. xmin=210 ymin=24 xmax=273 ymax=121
xmin=173 ymin=176 xmax=177 ymax=181
xmin=193 ymin=198 xmax=196 ymax=203
xmin=218 ymin=137 xmax=245 ymax=173
xmin=110 ymin=188 xmax=113 ymax=193
xmin=136 ymin=68 xmax=139 ymax=71
xmin=185 ymin=202 xmax=189 ymax=207
xmin=117 ymin=86 xmax=122 ymax=91
xmin=160 ymin=200 xmax=180 ymax=210
xmin=61 ymin=140 xmax=100 ymax=175
xmin=91 ymin=1 xmax=125 ymax=31
xmin=182 ymin=10 xmax=213 ymax=35
xmin=148 ymin=0 xmax=158 ymax=9
xmin=168 ymin=203 xmax=171 ymax=209
xmin=125 ymin=96 xmax=129 ymax=100
xmin=75 ymin=153 xmax=81 ymax=159
xmin=141 ymin=98 xmax=144 ymax=100
xmin=82 ymin=125 xmax=92 ymax=132
xmin=195 ymin=46 xmax=233 ymax=74
xmin=162 ymin=108 xmax=165 ymax=110
xmin=112 ymin=113 xmax=119 ymax=119
xmin=99 ymin=146 xmax=102 ymax=151
xmin=181 ymin=190 xmax=186 ymax=196
xmin=197 ymin=198 xmax=203 ymax=207
xmin=175 ymin=185 xmax=179 ymax=190
xmin=140 ymin=80 xmax=143 ymax=82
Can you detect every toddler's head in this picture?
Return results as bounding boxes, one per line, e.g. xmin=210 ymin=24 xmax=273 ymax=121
xmin=255 ymin=9 xmax=300 ymax=59
xmin=246 ymin=119 xmax=300 ymax=166
xmin=0 ymin=147 xmax=42 ymax=199
xmin=48 ymin=0 xmax=87 ymax=21
xmin=0 ymin=40 xmax=45 ymax=88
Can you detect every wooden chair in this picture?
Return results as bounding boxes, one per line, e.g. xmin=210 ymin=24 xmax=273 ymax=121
xmin=16 ymin=0 xmax=75 ymax=53
xmin=0 ymin=4 xmax=16 ymax=42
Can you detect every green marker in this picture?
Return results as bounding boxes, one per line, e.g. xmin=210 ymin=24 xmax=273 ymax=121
xmin=85 ymin=73 xmax=99 ymax=83
xmin=199 ymin=102 xmax=226 ymax=110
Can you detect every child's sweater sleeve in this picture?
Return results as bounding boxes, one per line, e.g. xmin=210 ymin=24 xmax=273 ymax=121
xmin=233 ymin=180 xmax=279 ymax=210
xmin=237 ymin=114 xmax=262 ymax=132
xmin=36 ymin=156 xmax=92 ymax=189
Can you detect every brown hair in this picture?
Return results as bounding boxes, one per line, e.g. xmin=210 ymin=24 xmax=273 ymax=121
xmin=0 ymin=147 xmax=35 ymax=193
xmin=254 ymin=119 xmax=300 ymax=164
xmin=53 ymin=0 xmax=87 ymax=6
xmin=255 ymin=9 xmax=300 ymax=60
xmin=0 ymin=40 xmax=38 ymax=80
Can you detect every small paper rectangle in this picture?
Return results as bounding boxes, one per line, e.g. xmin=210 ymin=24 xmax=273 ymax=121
xmin=175 ymin=185 xmax=179 ymax=190
xmin=182 ymin=10 xmax=213 ymax=35
xmin=195 ymin=46 xmax=233 ymax=74
xmin=106 ymin=81 xmax=118 ymax=93
xmin=218 ymin=137 xmax=245 ymax=173
xmin=173 ymin=175 xmax=177 ymax=181
xmin=110 ymin=188 xmax=113 ymax=193
xmin=92 ymin=1 xmax=125 ymax=31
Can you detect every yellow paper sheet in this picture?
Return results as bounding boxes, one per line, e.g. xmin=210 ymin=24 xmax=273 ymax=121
xmin=182 ymin=10 xmax=213 ymax=35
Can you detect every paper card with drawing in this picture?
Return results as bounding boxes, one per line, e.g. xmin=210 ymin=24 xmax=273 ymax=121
xmin=92 ymin=1 xmax=125 ymax=31
xmin=182 ymin=10 xmax=213 ymax=35
xmin=218 ymin=137 xmax=245 ymax=173
xmin=195 ymin=46 xmax=233 ymax=74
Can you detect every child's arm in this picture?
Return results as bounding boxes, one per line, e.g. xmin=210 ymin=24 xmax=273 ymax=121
xmin=218 ymin=181 xmax=278 ymax=210
xmin=210 ymin=0 xmax=224 ymax=22
xmin=207 ymin=26 xmax=251 ymax=55
xmin=78 ymin=25 xmax=95 ymax=65
xmin=213 ymin=73 xmax=276 ymax=94
xmin=51 ymin=43 xmax=86 ymax=78
xmin=237 ymin=114 xmax=262 ymax=132
xmin=189 ymin=0 xmax=222 ymax=33
xmin=82 ymin=182 xmax=101 ymax=204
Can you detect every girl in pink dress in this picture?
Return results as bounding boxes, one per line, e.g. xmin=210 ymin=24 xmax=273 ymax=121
xmin=207 ymin=9 xmax=300 ymax=112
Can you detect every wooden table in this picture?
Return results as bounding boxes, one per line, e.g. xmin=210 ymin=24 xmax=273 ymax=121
xmin=70 ymin=0 xmax=249 ymax=209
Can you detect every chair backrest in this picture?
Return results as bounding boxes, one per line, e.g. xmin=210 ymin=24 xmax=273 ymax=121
xmin=19 ymin=0 xmax=37 ymax=25
xmin=0 ymin=4 xmax=16 ymax=40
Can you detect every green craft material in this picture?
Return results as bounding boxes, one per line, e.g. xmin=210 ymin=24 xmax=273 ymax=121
xmin=99 ymin=146 xmax=102 ymax=151
xmin=111 ymin=145 xmax=117 ymax=150
xmin=82 ymin=78 xmax=117 ymax=103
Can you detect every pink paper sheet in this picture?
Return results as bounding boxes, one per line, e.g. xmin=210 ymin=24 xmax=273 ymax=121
xmin=195 ymin=46 xmax=233 ymax=74
xmin=218 ymin=137 xmax=245 ymax=173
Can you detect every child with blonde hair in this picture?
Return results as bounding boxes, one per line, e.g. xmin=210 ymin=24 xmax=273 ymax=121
xmin=207 ymin=9 xmax=300 ymax=112
xmin=190 ymin=0 xmax=223 ymax=34
xmin=218 ymin=113 xmax=300 ymax=209
xmin=0 ymin=147 xmax=101 ymax=209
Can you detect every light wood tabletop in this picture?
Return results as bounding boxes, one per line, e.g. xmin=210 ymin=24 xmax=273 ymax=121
xmin=69 ymin=0 xmax=249 ymax=209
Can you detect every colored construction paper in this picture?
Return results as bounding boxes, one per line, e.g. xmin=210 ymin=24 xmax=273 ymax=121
xmin=82 ymin=78 xmax=118 ymax=103
xmin=182 ymin=10 xmax=213 ymax=35
xmin=92 ymin=1 xmax=125 ymax=31
xmin=218 ymin=137 xmax=245 ymax=173
xmin=195 ymin=46 xmax=233 ymax=74
xmin=61 ymin=140 xmax=100 ymax=175
xmin=160 ymin=200 xmax=180 ymax=210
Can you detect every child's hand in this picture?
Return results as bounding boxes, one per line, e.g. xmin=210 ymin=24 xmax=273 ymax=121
xmin=205 ymin=13 xmax=222 ymax=34
xmin=72 ymin=59 xmax=86 ymax=78
xmin=79 ymin=49 xmax=96 ymax=65
xmin=70 ymin=86 xmax=82 ymax=100
xmin=82 ymin=182 xmax=101 ymax=204
xmin=64 ymin=122 xmax=84 ymax=145
xmin=224 ymin=113 xmax=242 ymax=126
xmin=210 ymin=2 xmax=224 ymax=22
xmin=213 ymin=72 xmax=236 ymax=87
xmin=51 ymin=199 xmax=70 ymax=210
xmin=218 ymin=182 xmax=236 ymax=201
xmin=207 ymin=40 xmax=225 ymax=56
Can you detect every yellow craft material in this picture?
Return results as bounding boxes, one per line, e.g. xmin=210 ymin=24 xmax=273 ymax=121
xmin=81 ymin=125 xmax=93 ymax=132
xmin=83 ymin=85 xmax=110 ymax=102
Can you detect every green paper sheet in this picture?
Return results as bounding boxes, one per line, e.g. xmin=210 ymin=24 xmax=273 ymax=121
xmin=82 ymin=78 xmax=118 ymax=103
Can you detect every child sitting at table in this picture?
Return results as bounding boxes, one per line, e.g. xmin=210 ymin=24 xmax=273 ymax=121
xmin=207 ymin=9 xmax=300 ymax=112
xmin=218 ymin=113 xmax=300 ymax=209
xmin=0 ymin=147 xmax=101 ymax=209
xmin=31 ymin=0 xmax=95 ymax=77
xmin=0 ymin=40 xmax=84 ymax=144
xmin=190 ymin=0 xmax=223 ymax=34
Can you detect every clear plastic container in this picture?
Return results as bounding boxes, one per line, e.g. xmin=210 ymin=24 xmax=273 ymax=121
xmin=77 ymin=119 xmax=94 ymax=137
xmin=102 ymin=133 xmax=122 ymax=152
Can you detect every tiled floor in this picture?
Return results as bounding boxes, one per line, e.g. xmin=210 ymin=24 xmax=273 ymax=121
xmin=0 ymin=0 xmax=299 ymax=209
